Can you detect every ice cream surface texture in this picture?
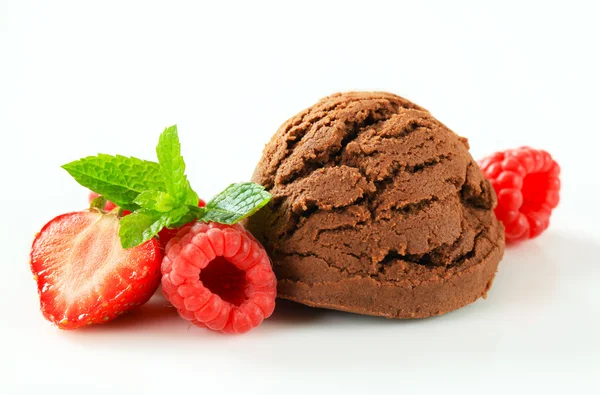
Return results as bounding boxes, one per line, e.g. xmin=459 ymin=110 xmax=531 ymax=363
xmin=246 ymin=92 xmax=505 ymax=318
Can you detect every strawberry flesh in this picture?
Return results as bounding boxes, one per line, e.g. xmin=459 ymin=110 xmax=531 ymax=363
xmin=30 ymin=211 xmax=162 ymax=329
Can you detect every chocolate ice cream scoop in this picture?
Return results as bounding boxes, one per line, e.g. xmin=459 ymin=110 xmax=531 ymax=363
xmin=246 ymin=92 xmax=504 ymax=318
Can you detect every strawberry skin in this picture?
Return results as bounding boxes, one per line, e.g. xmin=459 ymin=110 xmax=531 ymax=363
xmin=30 ymin=211 xmax=162 ymax=329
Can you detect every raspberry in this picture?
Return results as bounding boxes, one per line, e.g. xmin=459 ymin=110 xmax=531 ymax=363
xmin=161 ymin=222 xmax=276 ymax=334
xmin=478 ymin=147 xmax=560 ymax=243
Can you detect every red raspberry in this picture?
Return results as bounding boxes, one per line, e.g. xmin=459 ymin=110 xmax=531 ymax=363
xmin=158 ymin=199 xmax=206 ymax=248
xmin=478 ymin=147 xmax=560 ymax=243
xmin=161 ymin=222 xmax=276 ymax=334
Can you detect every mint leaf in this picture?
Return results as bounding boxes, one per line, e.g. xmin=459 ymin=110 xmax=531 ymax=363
xmin=168 ymin=212 xmax=198 ymax=228
xmin=164 ymin=205 xmax=191 ymax=226
xmin=168 ymin=205 xmax=205 ymax=228
xmin=118 ymin=205 xmax=193 ymax=249
xmin=63 ymin=127 xmax=270 ymax=249
xmin=118 ymin=209 xmax=168 ymax=249
xmin=134 ymin=191 xmax=176 ymax=212
xmin=186 ymin=187 xmax=200 ymax=207
xmin=186 ymin=204 xmax=205 ymax=217
xmin=200 ymin=182 xmax=271 ymax=224
xmin=156 ymin=125 xmax=197 ymax=204
xmin=62 ymin=155 xmax=166 ymax=211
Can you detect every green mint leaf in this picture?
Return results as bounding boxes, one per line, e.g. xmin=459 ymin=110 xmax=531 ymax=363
xmin=167 ymin=212 xmax=197 ymax=228
xmin=186 ymin=204 xmax=205 ymax=217
xmin=117 ymin=205 xmax=194 ymax=249
xmin=118 ymin=209 xmax=168 ymax=249
xmin=200 ymin=182 xmax=271 ymax=224
xmin=186 ymin=187 xmax=200 ymax=207
xmin=156 ymin=125 xmax=197 ymax=204
xmin=134 ymin=191 xmax=176 ymax=212
xmin=165 ymin=205 xmax=191 ymax=226
xmin=167 ymin=205 xmax=205 ymax=228
xmin=62 ymin=155 xmax=166 ymax=211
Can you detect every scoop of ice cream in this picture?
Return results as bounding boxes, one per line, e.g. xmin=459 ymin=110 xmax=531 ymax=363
xmin=246 ymin=92 xmax=505 ymax=318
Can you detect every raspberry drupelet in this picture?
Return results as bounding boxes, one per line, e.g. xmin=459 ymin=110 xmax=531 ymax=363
xmin=161 ymin=222 xmax=276 ymax=334
xmin=479 ymin=147 xmax=560 ymax=243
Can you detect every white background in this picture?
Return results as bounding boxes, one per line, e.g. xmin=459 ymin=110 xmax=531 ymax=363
xmin=1 ymin=1 xmax=599 ymax=394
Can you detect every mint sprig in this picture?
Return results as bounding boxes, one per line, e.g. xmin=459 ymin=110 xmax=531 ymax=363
xmin=156 ymin=125 xmax=199 ymax=206
xmin=200 ymin=182 xmax=271 ymax=224
xmin=134 ymin=191 xmax=177 ymax=212
xmin=118 ymin=210 xmax=170 ymax=249
xmin=63 ymin=125 xmax=271 ymax=248
xmin=62 ymin=155 xmax=166 ymax=211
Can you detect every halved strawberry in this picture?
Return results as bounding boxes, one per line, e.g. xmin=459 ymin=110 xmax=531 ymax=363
xmin=30 ymin=211 xmax=162 ymax=329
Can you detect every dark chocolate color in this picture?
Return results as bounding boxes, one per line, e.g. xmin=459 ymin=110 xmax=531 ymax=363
xmin=247 ymin=92 xmax=504 ymax=318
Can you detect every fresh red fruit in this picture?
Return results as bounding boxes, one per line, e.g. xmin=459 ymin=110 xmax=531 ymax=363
xmin=157 ymin=199 xmax=206 ymax=248
xmin=161 ymin=222 xmax=276 ymax=334
xmin=478 ymin=147 xmax=560 ymax=243
xmin=30 ymin=211 xmax=162 ymax=329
